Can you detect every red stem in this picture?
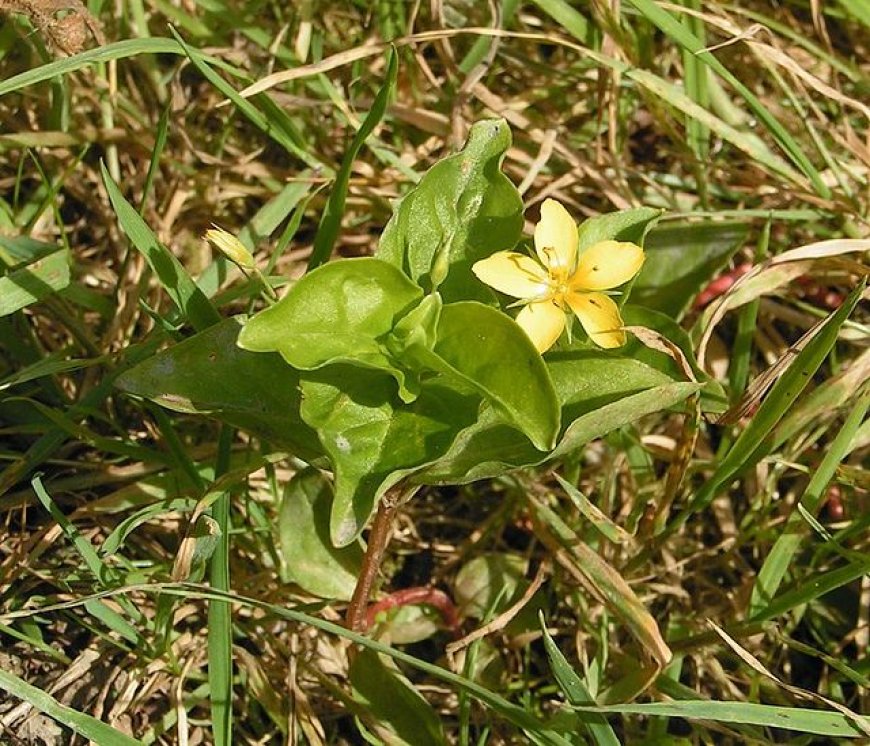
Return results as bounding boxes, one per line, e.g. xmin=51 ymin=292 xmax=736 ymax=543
xmin=345 ymin=492 xmax=401 ymax=632
xmin=365 ymin=587 xmax=461 ymax=634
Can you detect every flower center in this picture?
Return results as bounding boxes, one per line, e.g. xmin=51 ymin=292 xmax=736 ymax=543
xmin=547 ymin=264 xmax=573 ymax=300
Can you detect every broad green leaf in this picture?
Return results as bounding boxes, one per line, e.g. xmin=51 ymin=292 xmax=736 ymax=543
xmin=349 ymin=649 xmax=446 ymax=746
xmin=279 ymin=469 xmax=363 ymax=600
xmin=417 ymin=369 xmax=698 ymax=485
xmin=116 ymin=319 xmax=322 ymax=459
xmin=632 ymin=221 xmax=749 ymax=318
xmin=299 ymin=367 xmax=478 ymax=546
xmin=376 ymin=118 xmax=523 ymax=302
xmin=547 ymin=351 xmax=675 ymax=424
xmin=238 ymin=258 xmax=423 ymax=402
xmin=0 ymin=668 xmax=143 ymax=746
xmin=454 ymin=553 xmax=527 ymax=619
xmin=0 ymin=247 xmax=70 ymax=316
xmin=576 ymin=207 xmax=662 ymax=252
xmin=621 ymin=304 xmax=728 ymax=413
xmin=309 ymin=49 xmax=397 ymax=269
xmin=552 ymin=382 xmax=699 ymax=459
xmin=417 ymin=302 xmax=560 ymax=451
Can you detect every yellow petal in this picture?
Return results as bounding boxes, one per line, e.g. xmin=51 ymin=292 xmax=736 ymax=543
xmin=516 ymin=300 xmax=566 ymax=353
xmin=571 ymin=240 xmax=644 ymax=291
xmin=534 ymin=199 xmax=578 ymax=274
xmin=565 ymin=291 xmax=626 ymax=348
xmin=472 ymin=252 xmax=549 ymax=299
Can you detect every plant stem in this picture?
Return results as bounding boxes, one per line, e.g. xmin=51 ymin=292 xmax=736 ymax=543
xmin=345 ymin=488 xmax=402 ymax=632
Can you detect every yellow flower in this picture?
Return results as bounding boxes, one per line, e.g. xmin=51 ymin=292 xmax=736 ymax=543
xmin=204 ymin=226 xmax=255 ymax=270
xmin=472 ymin=199 xmax=645 ymax=353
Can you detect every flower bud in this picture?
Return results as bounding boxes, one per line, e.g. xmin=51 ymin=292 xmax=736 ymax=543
xmin=204 ymin=226 xmax=255 ymax=270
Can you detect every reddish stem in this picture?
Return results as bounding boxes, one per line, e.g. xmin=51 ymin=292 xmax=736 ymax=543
xmin=365 ymin=587 xmax=461 ymax=634
xmin=694 ymin=263 xmax=753 ymax=309
xmin=345 ymin=492 xmax=401 ymax=632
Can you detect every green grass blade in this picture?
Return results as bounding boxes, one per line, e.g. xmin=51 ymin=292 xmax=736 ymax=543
xmin=530 ymin=0 xmax=593 ymax=45
xmin=750 ymin=386 xmax=870 ymax=616
xmin=540 ymin=619 xmax=620 ymax=746
xmin=208 ymin=426 xmax=234 ymax=746
xmin=101 ymin=162 xmax=221 ymax=332
xmin=168 ymin=28 xmax=322 ymax=170
xmin=307 ymin=48 xmax=398 ymax=270
xmin=625 ymin=0 xmax=830 ymax=198
xmin=569 ymin=700 xmax=868 ymax=738
xmin=32 ymin=475 xmax=114 ymax=586
xmin=669 ymin=281 xmax=865 ymax=534
xmin=554 ymin=474 xmax=633 ymax=545
xmin=139 ymin=100 xmax=171 ymax=212
xmin=0 ymin=247 xmax=70 ymax=316
xmin=31 ymin=475 xmax=145 ymax=645
xmin=0 ymin=668 xmax=144 ymax=745
xmin=751 ymin=555 xmax=870 ymax=624
xmin=0 ymin=39 xmax=186 ymax=97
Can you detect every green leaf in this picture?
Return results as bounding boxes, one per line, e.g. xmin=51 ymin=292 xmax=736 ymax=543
xmin=454 ymin=553 xmax=527 ymax=619
xmin=416 ymin=302 xmax=560 ymax=451
xmin=309 ymin=49 xmax=398 ymax=269
xmin=299 ymin=367 xmax=478 ymax=546
xmin=632 ymin=220 xmax=749 ymax=318
xmin=279 ymin=469 xmax=363 ymax=600
xmin=349 ymin=649 xmax=446 ymax=746
xmin=552 ymin=382 xmax=699 ymax=459
xmin=376 ymin=118 xmax=523 ymax=301
xmin=568 ymin=701 xmax=868 ymax=738
xmin=621 ymin=304 xmax=727 ymax=413
xmin=671 ymin=281 xmax=866 ymax=534
xmin=116 ymin=319 xmax=322 ymax=459
xmin=238 ymin=258 xmax=423 ymax=402
xmin=0 ymin=668 xmax=143 ymax=745
xmin=576 ymin=207 xmax=662 ymax=252
xmin=0 ymin=245 xmax=70 ymax=316
xmin=101 ymin=163 xmax=221 ymax=332
xmin=416 ymin=362 xmax=698 ymax=485
xmin=540 ymin=620 xmax=620 ymax=746
xmin=531 ymin=497 xmax=671 ymax=666
xmin=548 ymin=351 xmax=676 ymax=424
xmin=168 ymin=27 xmax=321 ymax=169
xmin=529 ymin=0 xmax=593 ymax=45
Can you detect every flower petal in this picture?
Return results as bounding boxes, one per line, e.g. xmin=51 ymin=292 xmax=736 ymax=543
xmin=472 ymin=252 xmax=549 ymax=299
xmin=516 ymin=300 xmax=566 ymax=353
xmin=572 ymin=240 xmax=644 ymax=291
xmin=565 ymin=291 xmax=626 ymax=348
xmin=534 ymin=199 xmax=578 ymax=273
